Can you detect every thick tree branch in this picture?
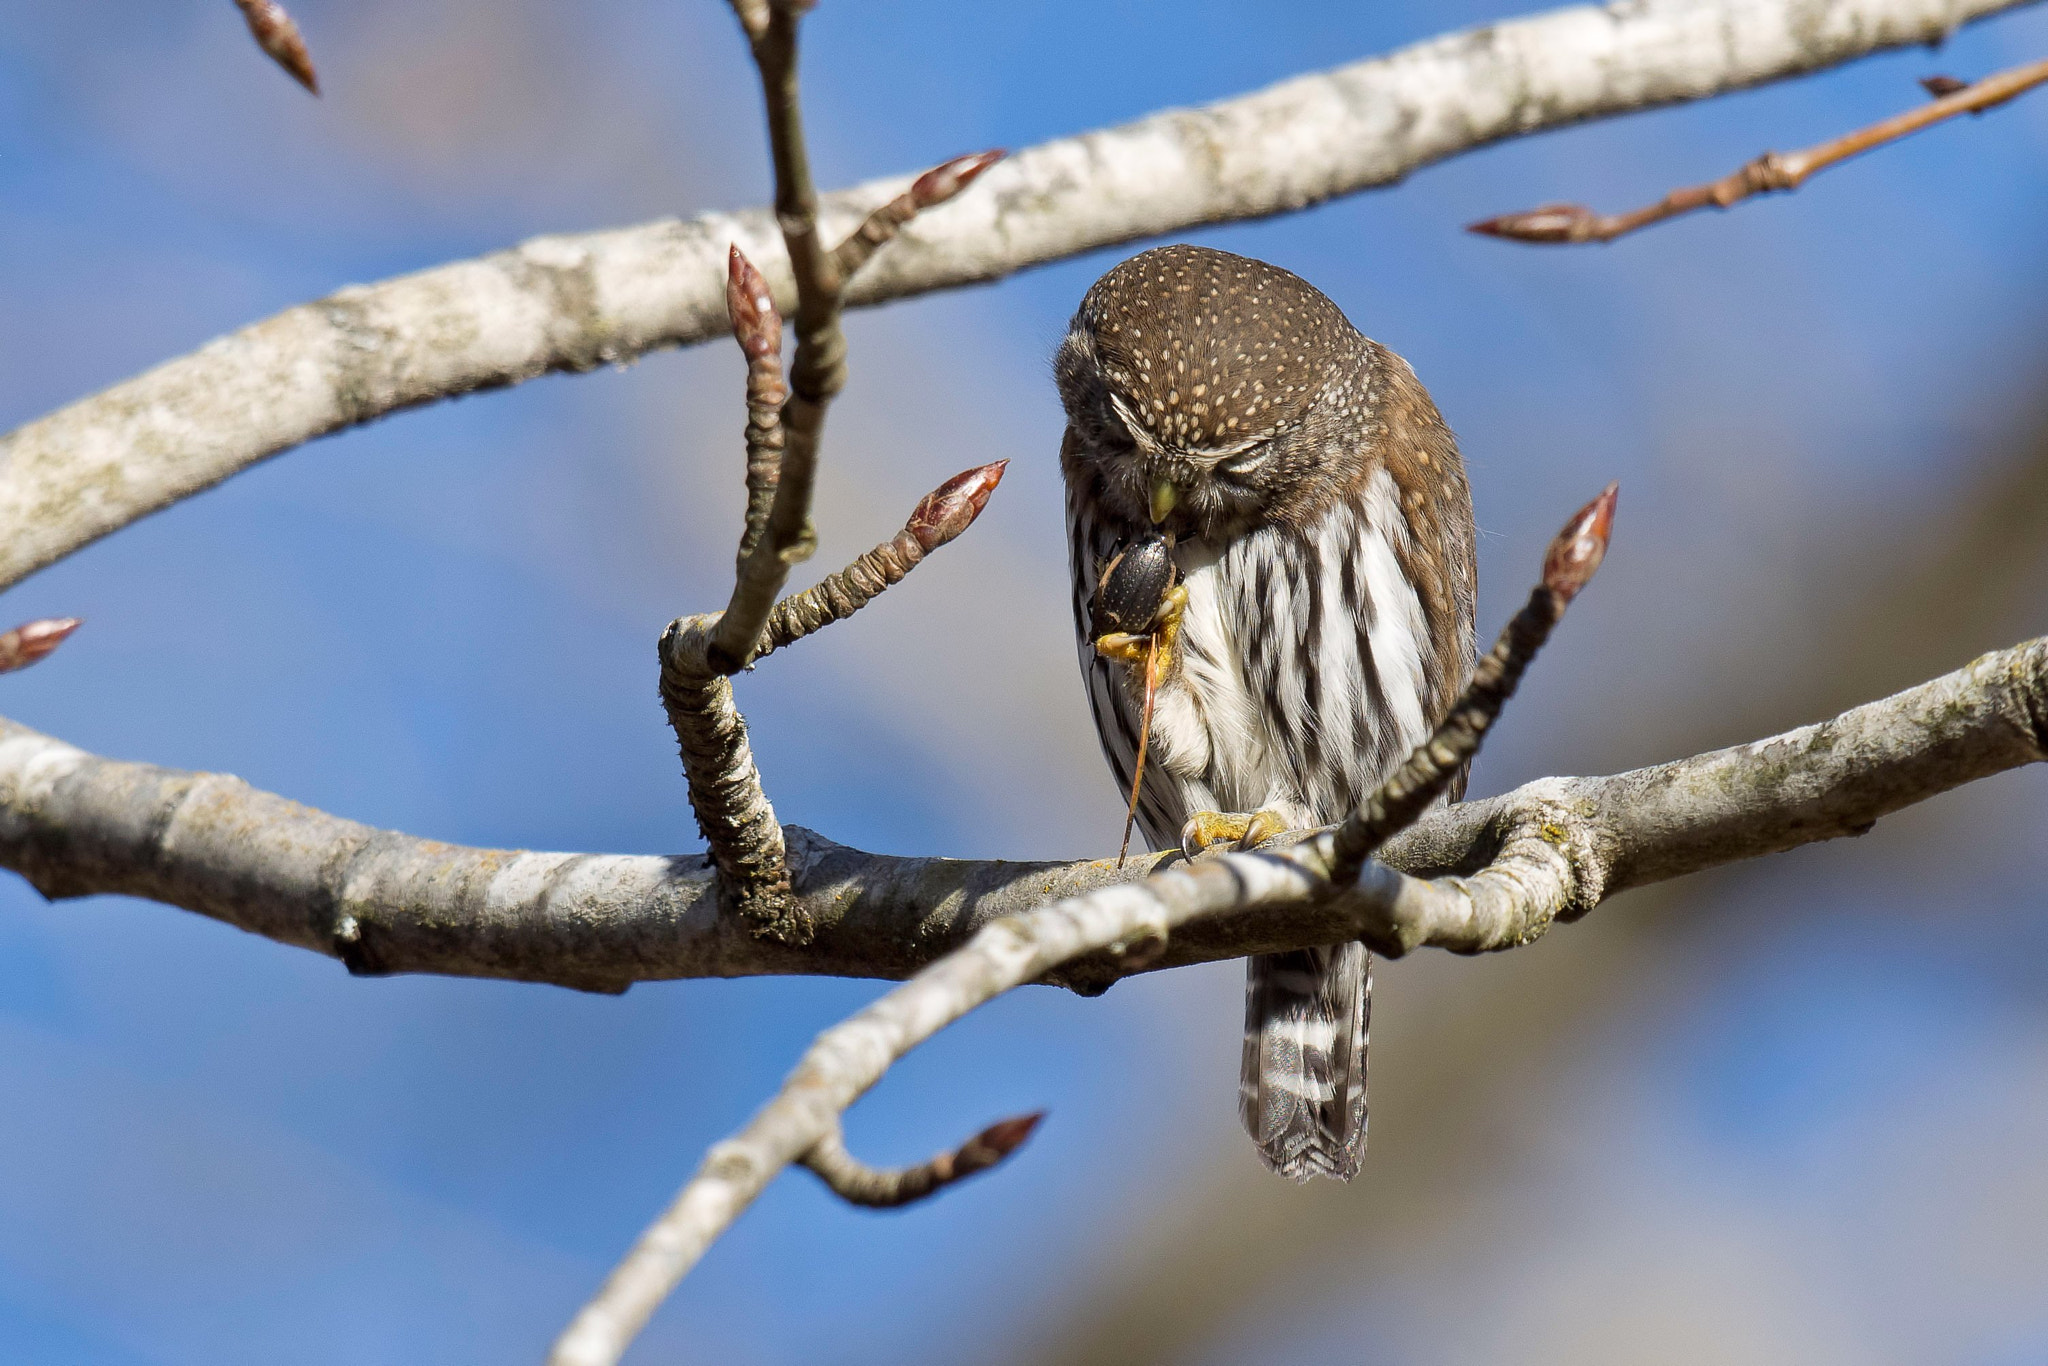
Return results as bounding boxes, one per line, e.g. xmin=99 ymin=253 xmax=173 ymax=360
xmin=2 ymin=635 xmax=2043 ymax=991
xmin=1470 ymin=54 xmax=2048 ymax=242
xmin=1 ymin=0 xmax=2034 ymax=592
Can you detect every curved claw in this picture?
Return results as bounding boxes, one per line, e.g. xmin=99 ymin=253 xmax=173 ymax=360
xmin=1180 ymin=809 xmax=1292 ymax=857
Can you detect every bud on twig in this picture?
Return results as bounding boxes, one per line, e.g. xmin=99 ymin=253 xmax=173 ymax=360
xmin=1541 ymin=482 xmax=1618 ymax=604
xmin=909 ymin=150 xmax=1007 ymax=210
xmin=232 ymin=0 xmax=319 ymax=95
xmin=833 ymin=151 xmax=1007 ymax=279
xmin=1473 ymin=57 xmax=2048 ymax=246
xmin=943 ymin=1111 xmax=1046 ymax=1181
xmin=1466 ymin=203 xmax=1600 ymax=243
xmin=726 ymin=246 xmax=782 ymax=360
xmin=0 ymin=617 xmax=82 ymax=675
xmin=905 ymin=460 xmax=1008 ymax=553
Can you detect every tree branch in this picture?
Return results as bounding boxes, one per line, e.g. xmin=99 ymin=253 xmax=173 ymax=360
xmin=1 ymin=0 xmax=2034 ymax=592
xmin=1470 ymin=54 xmax=2048 ymax=243
xmin=2 ymin=633 xmax=2043 ymax=990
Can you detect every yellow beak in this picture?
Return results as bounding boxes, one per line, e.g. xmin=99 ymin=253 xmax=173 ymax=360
xmin=1149 ymin=477 xmax=1179 ymax=525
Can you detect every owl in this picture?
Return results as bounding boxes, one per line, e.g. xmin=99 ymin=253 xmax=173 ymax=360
xmin=1055 ymin=244 xmax=1477 ymax=1181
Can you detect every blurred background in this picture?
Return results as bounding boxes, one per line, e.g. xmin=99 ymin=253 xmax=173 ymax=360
xmin=1 ymin=0 xmax=2046 ymax=1361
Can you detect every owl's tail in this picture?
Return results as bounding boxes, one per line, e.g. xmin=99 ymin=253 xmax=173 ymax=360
xmin=1239 ymin=943 xmax=1370 ymax=1182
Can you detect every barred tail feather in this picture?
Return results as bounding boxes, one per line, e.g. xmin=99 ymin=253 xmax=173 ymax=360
xmin=1239 ymin=944 xmax=1371 ymax=1182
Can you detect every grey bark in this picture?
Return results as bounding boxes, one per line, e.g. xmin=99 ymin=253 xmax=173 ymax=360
xmin=545 ymin=637 xmax=2048 ymax=1366
xmin=3 ymin=637 xmax=2039 ymax=997
xmin=0 ymin=0 xmax=2034 ymax=591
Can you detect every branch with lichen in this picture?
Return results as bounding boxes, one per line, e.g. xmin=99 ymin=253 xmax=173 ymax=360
xmin=1469 ymin=54 xmax=2048 ymax=244
xmin=2 ymin=626 xmax=2040 ymax=986
xmin=4 ymin=0 xmax=2035 ymax=597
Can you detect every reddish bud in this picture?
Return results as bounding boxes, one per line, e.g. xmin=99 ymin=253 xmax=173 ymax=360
xmin=949 ymin=1110 xmax=1045 ymax=1179
xmin=233 ymin=0 xmax=319 ymax=95
xmin=1920 ymin=74 xmax=1969 ymax=98
xmin=905 ymin=460 xmax=1007 ymax=553
xmin=1467 ymin=203 xmax=1598 ymax=244
xmin=0 ymin=617 xmax=82 ymax=675
xmin=1542 ymin=483 xmax=1618 ymax=603
xmin=974 ymin=1110 xmax=1045 ymax=1157
xmin=726 ymin=245 xmax=782 ymax=360
xmin=910 ymin=150 xmax=1006 ymax=209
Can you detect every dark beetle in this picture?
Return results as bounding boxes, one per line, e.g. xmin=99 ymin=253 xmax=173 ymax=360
xmin=1092 ymin=532 xmax=1177 ymax=638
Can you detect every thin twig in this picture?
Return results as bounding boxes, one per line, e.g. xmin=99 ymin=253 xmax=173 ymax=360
xmin=831 ymin=151 xmax=1006 ymax=281
xmin=726 ymin=247 xmax=786 ymax=574
xmin=1326 ymin=484 xmax=1616 ymax=883
xmin=231 ymin=0 xmax=319 ymax=95
xmin=1469 ymin=55 xmax=2048 ymax=244
xmin=800 ymin=1112 xmax=1044 ymax=1209
xmin=753 ymin=461 xmax=1006 ymax=662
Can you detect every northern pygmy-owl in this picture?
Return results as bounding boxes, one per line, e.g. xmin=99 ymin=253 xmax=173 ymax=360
xmin=1057 ymin=244 xmax=1477 ymax=1182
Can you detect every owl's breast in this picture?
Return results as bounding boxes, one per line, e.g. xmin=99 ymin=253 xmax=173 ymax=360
xmin=1154 ymin=473 xmax=1439 ymax=828
xmin=1147 ymin=536 xmax=1308 ymax=825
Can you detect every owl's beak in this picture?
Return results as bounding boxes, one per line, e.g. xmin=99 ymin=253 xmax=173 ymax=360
xmin=1149 ymin=477 xmax=1179 ymax=525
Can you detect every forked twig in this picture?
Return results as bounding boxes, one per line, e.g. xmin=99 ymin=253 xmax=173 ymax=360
xmin=658 ymin=0 xmax=1006 ymax=942
xmin=1469 ymin=56 xmax=2048 ymax=244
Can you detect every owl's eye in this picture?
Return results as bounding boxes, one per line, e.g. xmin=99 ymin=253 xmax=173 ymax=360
xmin=1215 ymin=443 xmax=1271 ymax=478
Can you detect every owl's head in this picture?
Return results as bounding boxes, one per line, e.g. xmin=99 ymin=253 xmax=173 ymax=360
xmin=1055 ymin=244 xmax=1374 ymax=540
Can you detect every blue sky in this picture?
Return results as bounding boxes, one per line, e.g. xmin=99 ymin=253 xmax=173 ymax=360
xmin=2 ymin=1 xmax=2047 ymax=1361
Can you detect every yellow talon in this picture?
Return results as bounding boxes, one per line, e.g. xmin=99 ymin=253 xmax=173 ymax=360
xmin=1180 ymin=808 xmax=1291 ymax=857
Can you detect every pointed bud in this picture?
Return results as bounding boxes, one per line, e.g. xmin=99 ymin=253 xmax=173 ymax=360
xmin=1542 ymin=483 xmax=1618 ymax=603
xmin=1920 ymin=74 xmax=1969 ymax=98
xmin=950 ymin=1110 xmax=1045 ymax=1179
xmin=1467 ymin=203 xmax=1598 ymax=243
xmin=233 ymin=0 xmax=319 ymax=95
xmin=910 ymin=151 xmax=1006 ymax=210
xmin=0 ymin=617 xmax=82 ymax=675
xmin=906 ymin=460 xmax=1007 ymax=553
xmin=726 ymin=245 xmax=782 ymax=360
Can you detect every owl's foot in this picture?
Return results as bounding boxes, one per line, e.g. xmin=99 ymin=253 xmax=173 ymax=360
xmin=1094 ymin=584 xmax=1189 ymax=670
xmin=1180 ymin=809 xmax=1292 ymax=857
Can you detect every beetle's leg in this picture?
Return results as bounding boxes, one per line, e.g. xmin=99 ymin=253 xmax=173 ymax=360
xmin=1093 ymin=631 xmax=1151 ymax=663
